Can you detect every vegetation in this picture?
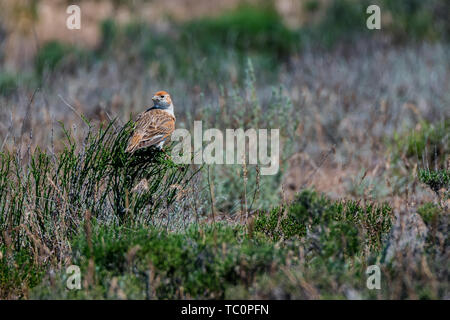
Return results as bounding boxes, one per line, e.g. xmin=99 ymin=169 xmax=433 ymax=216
xmin=393 ymin=120 xmax=449 ymax=166
xmin=389 ymin=119 xmax=449 ymax=196
xmin=182 ymin=4 xmax=299 ymax=58
xmin=30 ymin=224 xmax=293 ymax=299
xmin=255 ymin=190 xmax=393 ymax=255
xmin=418 ymin=169 xmax=449 ymax=198
xmin=381 ymin=0 xmax=446 ymax=40
xmin=0 ymin=0 xmax=448 ymax=300
xmin=16 ymin=190 xmax=445 ymax=299
xmin=0 ymin=119 xmax=194 ymax=298
xmin=34 ymin=41 xmax=93 ymax=79
xmin=0 ymin=73 xmax=19 ymax=97
xmin=417 ymin=202 xmax=444 ymax=225
xmin=305 ymin=0 xmax=369 ymax=48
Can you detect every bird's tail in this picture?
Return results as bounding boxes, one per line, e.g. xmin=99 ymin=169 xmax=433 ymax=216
xmin=125 ymin=133 xmax=143 ymax=153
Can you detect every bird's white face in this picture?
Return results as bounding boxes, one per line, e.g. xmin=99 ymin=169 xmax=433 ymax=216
xmin=152 ymin=91 xmax=172 ymax=108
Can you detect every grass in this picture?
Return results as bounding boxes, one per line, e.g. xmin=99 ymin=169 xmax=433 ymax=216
xmin=417 ymin=202 xmax=443 ymax=225
xmin=29 ymin=1 xmax=450 ymax=85
xmin=305 ymin=0 xmax=369 ymax=48
xmin=34 ymin=41 xmax=93 ymax=79
xmin=199 ymin=65 xmax=299 ymax=214
xmin=394 ymin=120 xmax=449 ymax=165
xmin=389 ymin=119 xmax=449 ymax=195
xmin=30 ymin=223 xmax=294 ymax=299
xmin=0 ymin=72 xmax=19 ymax=97
xmin=0 ymin=123 xmax=447 ymax=298
xmin=418 ymin=169 xmax=449 ymax=198
xmin=182 ymin=4 xmax=299 ymax=58
xmin=255 ymin=190 xmax=393 ymax=255
xmin=0 ymin=119 xmax=194 ymax=298
xmin=23 ymin=190 xmax=395 ymax=299
xmin=381 ymin=0 xmax=442 ymax=40
xmin=111 ymin=5 xmax=300 ymax=83
xmin=21 ymin=189 xmax=447 ymax=299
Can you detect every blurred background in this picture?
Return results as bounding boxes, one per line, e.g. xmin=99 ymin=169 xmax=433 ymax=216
xmin=0 ymin=0 xmax=448 ymax=212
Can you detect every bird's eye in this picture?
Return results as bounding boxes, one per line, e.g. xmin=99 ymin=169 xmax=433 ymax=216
xmin=160 ymin=95 xmax=165 ymax=98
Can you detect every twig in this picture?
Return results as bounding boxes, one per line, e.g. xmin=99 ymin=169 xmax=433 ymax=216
xmin=300 ymin=144 xmax=336 ymax=190
xmin=207 ymin=165 xmax=217 ymax=224
xmin=20 ymin=87 xmax=39 ymax=137
xmin=58 ymin=94 xmax=89 ymax=126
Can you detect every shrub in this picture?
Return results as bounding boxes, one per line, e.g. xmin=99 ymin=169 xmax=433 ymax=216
xmin=182 ymin=4 xmax=299 ymax=58
xmin=417 ymin=202 xmax=443 ymax=225
xmin=0 ymin=247 xmax=45 ymax=299
xmin=34 ymin=41 xmax=92 ymax=77
xmin=0 ymin=72 xmax=18 ymax=97
xmin=30 ymin=224 xmax=294 ymax=299
xmin=35 ymin=41 xmax=68 ymax=76
xmin=304 ymin=0 xmax=369 ymax=48
xmin=392 ymin=119 xmax=449 ymax=167
xmin=98 ymin=19 xmax=118 ymax=53
xmin=304 ymin=0 xmax=320 ymax=13
xmin=255 ymin=190 xmax=393 ymax=257
xmin=0 ymin=119 xmax=194 ymax=298
xmin=382 ymin=0 xmax=441 ymax=40
xmin=417 ymin=202 xmax=447 ymax=267
xmin=199 ymin=63 xmax=299 ymax=214
xmin=418 ymin=169 xmax=449 ymax=197
xmin=254 ymin=206 xmax=305 ymax=242
xmin=131 ymin=5 xmax=300 ymax=82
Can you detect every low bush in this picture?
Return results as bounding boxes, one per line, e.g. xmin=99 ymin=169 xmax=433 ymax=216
xmin=34 ymin=41 xmax=92 ymax=77
xmin=255 ymin=190 xmax=393 ymax=257
xmin=306 ymin=0 xmax=368 ymax=48
xmin=0 ymin=72 xmax=19 ymax=97
xmin=417 ymin=202 xmax=444 ymax=225
xmin=392 ymin=120 xmax=449 ymax=167
xmin=0 ymin=119 xmax=193 ymax=298
xmin=418 ymin=168 xmax=449 ymax=197
xmin=182 ymin=4 xmax=299 ymax=58
xmin=30 ymin=223 xmax=294 ymax=299
xmin=382 ymin=0 xmax=444 ymax=40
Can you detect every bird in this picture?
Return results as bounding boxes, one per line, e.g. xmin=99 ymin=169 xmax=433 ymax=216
xmin=126 ymin=91 xmax=175 ymax=153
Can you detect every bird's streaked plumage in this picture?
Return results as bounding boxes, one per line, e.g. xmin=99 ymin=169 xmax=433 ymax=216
xmin=126 ymin=91 xmax=175 ymax=153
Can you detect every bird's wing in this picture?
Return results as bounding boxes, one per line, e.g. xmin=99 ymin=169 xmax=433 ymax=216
xmin=126 ymin=109 xmax=175 ymax=153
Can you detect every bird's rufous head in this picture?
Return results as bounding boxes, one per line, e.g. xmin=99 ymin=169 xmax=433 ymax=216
xmin=152 ymin=91 xmax=172 ymax=108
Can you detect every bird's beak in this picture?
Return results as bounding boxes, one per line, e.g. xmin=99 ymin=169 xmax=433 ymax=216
xmin=152 ymin=96 xmax=158 ymax=102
